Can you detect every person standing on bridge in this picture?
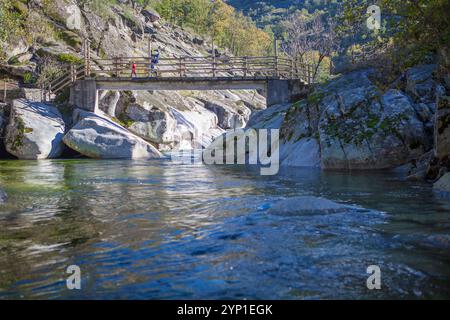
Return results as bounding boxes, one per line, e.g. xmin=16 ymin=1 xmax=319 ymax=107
xmin=131 ymin=61 xmax=137 ymax=78
xmin=150 ymin=48 xmax=160 ymax=77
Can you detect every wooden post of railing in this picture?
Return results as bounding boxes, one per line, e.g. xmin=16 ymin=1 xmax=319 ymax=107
xmin=243 ymin=57 xmax=247 ymax=77
xmin=3 ymin=78 xmax=7 ymax=103
xmin=48 ymin=82 xmax=52 ymax=101
xmin=307 ymin=64 xmax=312 ymax=84
xmin=114 ymin=57 xmax=119 ymax=78
xmin=274 ymin=39 xmax=279 ymax=78
xmin=148 ymin=37 xmax=152 ymax=57
xmin=40 ymin=84 xmax=44 ymax=102
xmin=179 ymin=56 xmax=183 ymax=77
xmin=305 ymin=64 xmax=309 ymax=83
xmin=70 ymin=64 xmax=75 ymax=82
xmin=212 ymin=41 xmax=216 ymax=78
xmin=148 ymin=37 xmax=152 ymax=77
xmin=290 ymin=58 xmax=294 ymax=79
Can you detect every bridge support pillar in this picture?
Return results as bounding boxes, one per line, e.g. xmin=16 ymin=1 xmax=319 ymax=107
xmin=69 ymin=80 xmax=98 ymax=113
xmin=266 ymin=79 xmax=308 ymax=107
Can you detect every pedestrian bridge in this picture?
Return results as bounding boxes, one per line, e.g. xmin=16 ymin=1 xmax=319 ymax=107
xmin=45 ymin=55 xmax=313 ymax=111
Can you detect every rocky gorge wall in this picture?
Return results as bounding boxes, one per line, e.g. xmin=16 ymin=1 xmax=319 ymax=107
xmin=238 ymin=62 xmax=450 ymax=195
xmin=0 ymin=0 xmax=266 ymax=158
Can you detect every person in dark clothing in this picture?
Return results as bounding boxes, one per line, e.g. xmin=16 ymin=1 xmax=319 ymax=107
xmin=151 ymin=48 xmax=160 ymax=76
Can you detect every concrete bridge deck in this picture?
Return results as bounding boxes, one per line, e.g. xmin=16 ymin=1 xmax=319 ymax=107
xmin=70 ymin=77 xmax=309 ymax=112
xmin=95 ymin=76 xmax=271 ymax=91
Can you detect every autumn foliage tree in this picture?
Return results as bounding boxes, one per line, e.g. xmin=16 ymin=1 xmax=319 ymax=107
xmin=154 ymin=0 xmax=272 ymax=56
xmin=281 ymin=12 xmax=338 ymax=82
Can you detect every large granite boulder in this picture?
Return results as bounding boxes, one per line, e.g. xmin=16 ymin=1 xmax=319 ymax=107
xmin=99 ymin=90 xmax=121 ymax=117
xmin=279 ymin=138 xmax=321 ymax=167
xmin=5 ymin=99 xmax=65 ymax=159
xmin=247 ymin=103 xmax=291 ymax=130
xmin=279 ymin=99 xmax=322 ymax=167
xmin=203 ymin=100 xmax=250 ymax=129
xmin=63 ymin=110 xmax=162 ymax=159
xmin=318 ymin=70 xmax=430 ymax=170
xmin=123 ymin=102 xmax=178 ymax=145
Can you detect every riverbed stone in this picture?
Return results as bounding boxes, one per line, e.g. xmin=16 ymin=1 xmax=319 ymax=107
xmin=63 ymin=109 xmax=162 ymax=159
xmin=267 ymin=196 xmax=349 ymax=215
xmin=5 ymin=99 xmax=65 ymax=159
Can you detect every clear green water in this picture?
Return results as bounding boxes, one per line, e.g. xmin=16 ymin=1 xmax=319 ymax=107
xmin=0 ymin=159 xmax=449 ymax=299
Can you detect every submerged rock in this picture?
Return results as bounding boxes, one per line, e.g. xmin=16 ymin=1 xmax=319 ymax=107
xmin=63 ymin=110 xmax=162 ymax=159
xmin=5 ymin=99 xmax=65 ymax=159
xmin=267 ymin=196 xmax=349 ymax=215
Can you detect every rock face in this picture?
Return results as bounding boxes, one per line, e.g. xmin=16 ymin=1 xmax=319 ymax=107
xmin=267 ymin=196 xmax=349 ymax=215
xmin=319 ymin=87 xmax=428 ymax=169
xmin=141 ymin=9 xmax=160 ymax=23
xmin=434 ymin=173 xmax=450 ymax=197
xmin=406 ymin=64 xmax=437 ymax=101
xmin=63 ymin=110 xmax=162 ymax=159
xmin=279 ymin=138 xmax=321 ymax=167
xmin=126 ymin=103 xmax=178 ymax=145
xmin=20 ymin=88 xmax=44 ymax=102
xmin=203 ymin=99 xmax=250 ymax=129
xmin=5 ymin=99 xmax=65 ymax=159
xmin=319 ymin=71 xmax=428 ymax=169
xmin=234 ymin=65 xmax=441 ymax=170
xmin=98 ymin=89 xmax=255 ymax=151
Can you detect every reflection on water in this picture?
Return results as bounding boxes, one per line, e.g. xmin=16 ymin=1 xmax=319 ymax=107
xmin=0 ymin=159 xmax=449 ymax=299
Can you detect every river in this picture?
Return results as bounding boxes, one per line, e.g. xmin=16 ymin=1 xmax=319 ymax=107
xmin=0 ymin=159 xmax=449 ymax=299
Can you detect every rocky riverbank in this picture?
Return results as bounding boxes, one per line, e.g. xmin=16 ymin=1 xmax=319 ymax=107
xmin=208 ymin=62 xmax=450 ymax=196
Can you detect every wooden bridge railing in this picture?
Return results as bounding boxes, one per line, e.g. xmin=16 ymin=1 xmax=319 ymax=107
xmin=43 ymin=55 xmax=314 ymax=101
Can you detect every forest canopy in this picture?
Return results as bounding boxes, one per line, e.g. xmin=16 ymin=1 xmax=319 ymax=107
xmin=152 ymin=0 xmax=272 ymax=56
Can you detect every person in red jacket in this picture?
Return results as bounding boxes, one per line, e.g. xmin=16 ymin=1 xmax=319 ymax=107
xmin=131 ymin=61 xmax=137 ymax=78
